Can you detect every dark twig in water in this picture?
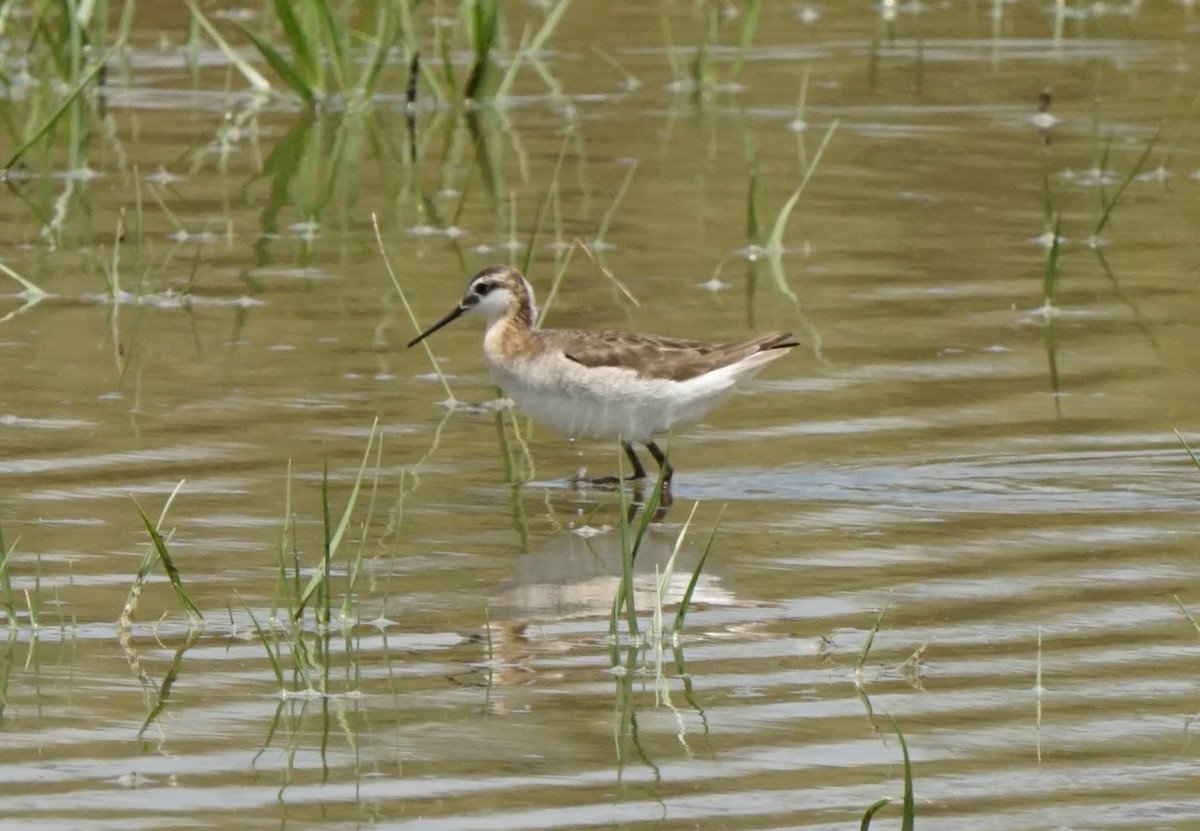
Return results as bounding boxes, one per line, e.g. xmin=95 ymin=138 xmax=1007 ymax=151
xmin=406 ymin=51 xmax=420 ymax=165
xmin=1036 ymin=85 xmax=1054 ymax=146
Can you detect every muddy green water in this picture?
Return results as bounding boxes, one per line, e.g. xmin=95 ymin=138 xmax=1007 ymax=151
xmin=3 ymin=2 xmax=1200 ymax=829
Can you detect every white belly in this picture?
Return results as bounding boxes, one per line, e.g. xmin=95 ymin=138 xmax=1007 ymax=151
xmin=485 ymin=352 xmax=740 ymax=442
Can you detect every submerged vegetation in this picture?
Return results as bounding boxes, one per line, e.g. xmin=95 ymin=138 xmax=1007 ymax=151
xmin=113 ymin=422 xmax=390 ymax=697
xmin=0 ymin=0 xmax=834 ymax=274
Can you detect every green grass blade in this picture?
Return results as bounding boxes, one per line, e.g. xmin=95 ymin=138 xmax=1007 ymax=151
xmin=3 ymin=43 xmax=117 ymax=171
xmin=0 ymin=258 xmax=48 ymax=298
xmin=629 ymin=461 xmax=666 ymax=565
xmin=589 ymin=44 xmax=640 ymax=90
xmin=357 ymin=4 xmax=398 ymax=101
xmin=536 ymin=236 xmax=578 ymax=327
xmin=270 ymin=0 xmax=318 ymax=85
xmin=273 ymin=459 xmax=296 ymax=623
xmin=857 ymin=599 xmax=889 ymax=671
xmin=610 ymin=448 xmax=640 ymax=640
xmin=238 ymin=592 xmax=285 ymax=688
xmin=371 ymin=213 xmax=456 ymax=402
xmin=656 ymin=501 xmax=699 ymax=602
xmin=890 ymin=713 xmax=916 ymax=830
xmin=1042 ymin=311 xmax=1062 ymax=404
xmin=492 ymin=23 xmax=532 ymax=102
xmin=673 ymin=504 xmax=724 ymax=636
xmin=464 ymin=0 xmax=501 ymax=100
xmin=521 ymin=132 xmax=569 ymax=277
xmin=312 ymin=0 xmax=348 ymax=94
xmin=527 ymin=0 xmax=573 ymax=54
xmin=137 ymin=629 xmax=200 ymax=737
xmin=577 ymin=243 xmax=639 ymax=308
xmin=118 ymin=542 xmax=157 ymax=631
xmin=343 ymin=431 xmax=384 ymax=622
xmin=1175 ymin=595 xmax=1200 ymax=636
xmin=320 ymin=459 xmax=332 ymax=625
xmin=730 ymin=0 xmax=760 ymax=83
xmin=610 ymin=456 xmax=667 ymax=638
xmin=792 ymin=66 xmax=810 ymax=133
xmin=690 ymin=43 xmax=707 ymax=93
xmin=185 ymin=0 xmax=272 ymax=92
xmin=766 ymin=249 xmax=800 ymax=307
xmin=619 ymin=501 xmax=641 ymax=638
xmin=232 ymin=21 xmax=315 ymax=109
xmin=860 ymin=714 xmax=916 ymax=829
xmin=611 ymin=460 xmax=630 ymax=644
xmin=294 ymin=419 xmax=379 ymax=620
xmin=766 ymin=119 xmax=839 ymax=256
xmin=0 ymin=529 xmax=15 ymax=627
xmin=1090 ymin=246 xmax=1157 ymax=348
xmin=1174 ymin=429 xmax=1200 ymax=472
xmin=133 ymin=496 xmax=203 ymax=624
xmin=437 ymin=8 xmax=457 ymax=90
xmin=1042 ymin=212 xmax=1063 ymax=308
xmin=745 ymin=145 xmax=761 ymax=247
xmin=660 ymin=5 xmax=682 ymax=83
xmin=1093 ymin=131 xmax=1159 ymax=238
xmin=860 ymin=798 xmax=893 ymax=831
xmin=594 ymin=160 xmax=638 ymax=249
xmin=1096 ymin=131 xmax=1114 ymax=203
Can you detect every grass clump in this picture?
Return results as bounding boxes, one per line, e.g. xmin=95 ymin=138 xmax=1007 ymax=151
xmin=182 ymin=0 xmax=575 ymax=110
xmin=2 ymin=44 xmax=116 ymax=174
xmin=186 ymin=0 xmax=399 ymax=112
xmin=113 ymin=423 xmax=383 ymax=699
xmin=607 ymin=449 xmax=722 ymax=652
xmin=606 ymin=464 xmax=723 ymax=774
xmin=249 ymin=420 xmax=381 ymax=697
xmin=293 ymin=419 xmax=378 ymax=624
xmin=1 ymin=0 xmax=130 ymax=174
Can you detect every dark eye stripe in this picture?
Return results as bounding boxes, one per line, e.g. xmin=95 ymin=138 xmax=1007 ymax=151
xmin=475 ymin=282 xmax=493 ymax=296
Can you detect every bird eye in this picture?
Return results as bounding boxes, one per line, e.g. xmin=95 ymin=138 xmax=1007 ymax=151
xmin=475 ymin=282 xmax=493 ymax=296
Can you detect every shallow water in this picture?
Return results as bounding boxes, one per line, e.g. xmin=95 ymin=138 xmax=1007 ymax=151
xmin=3 ymin=2 xmax=1200 ymax=829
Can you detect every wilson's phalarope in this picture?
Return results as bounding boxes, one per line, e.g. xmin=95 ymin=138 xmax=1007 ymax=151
xmin=407 ymin=265 xmax=798 ymax=486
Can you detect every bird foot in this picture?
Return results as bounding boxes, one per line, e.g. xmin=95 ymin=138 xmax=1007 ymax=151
xmin=572 ymin=471 xmax=645 ymax=487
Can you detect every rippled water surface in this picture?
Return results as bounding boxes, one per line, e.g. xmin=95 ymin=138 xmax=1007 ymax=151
xmin=3 ymin=2 xmax=1200 ymax=829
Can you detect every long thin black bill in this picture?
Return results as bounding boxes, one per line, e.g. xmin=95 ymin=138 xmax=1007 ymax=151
xmin=407 ymin=305 xmax=465 ymax=347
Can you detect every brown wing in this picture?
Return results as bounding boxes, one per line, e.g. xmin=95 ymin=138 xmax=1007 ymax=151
xmin=553 ymin=330 xmax=798 ymax=382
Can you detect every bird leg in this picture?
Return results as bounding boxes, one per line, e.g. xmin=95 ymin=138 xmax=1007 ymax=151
xmin=644 ymin=440 xmax=674 ymax=487
xmin=623 ymin=441 xmax=649 ymax=480
xmin=626 ymin=441 xmax=674 ymax=523
xmin=584 ymin=441 xmax=647 ymax=486
xmin=581 ymin=441 xmax=674 ymax=491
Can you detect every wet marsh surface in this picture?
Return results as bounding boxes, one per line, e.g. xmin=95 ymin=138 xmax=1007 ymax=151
xmin=3 ymin=1 xmax=1200 ymax=828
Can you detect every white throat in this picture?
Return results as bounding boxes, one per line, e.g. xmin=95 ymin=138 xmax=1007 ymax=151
xmin=471 ymin=277 xmax=538 ymax=328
